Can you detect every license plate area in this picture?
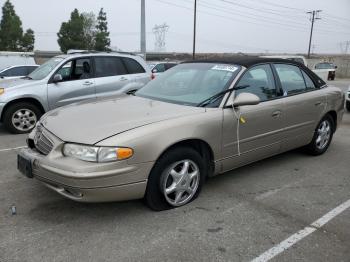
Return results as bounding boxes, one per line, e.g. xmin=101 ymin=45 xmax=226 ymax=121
xmin=17 ymin=154 xmax=33 ymax=178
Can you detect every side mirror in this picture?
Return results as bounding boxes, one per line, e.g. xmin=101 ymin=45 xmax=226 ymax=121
xmin=335 ymin=65 xmax=338 ymax=69
xmin=232 ymin=92 xmax=260 ymax=107
xmin=152 ymin=68 xmax=158 ymax=73
xmin=52 ymin=74 xmax=63 ymax=83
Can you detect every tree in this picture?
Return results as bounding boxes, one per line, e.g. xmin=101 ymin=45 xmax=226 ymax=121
xmin=57 ymin=9 xmax=86 ymax=53
xmin=94 ymin=8 xmax=111 ymax=51
xmin=82 ymin=12 xmax=96 ymax=50
xmin=0 ymin=0 xmax=34 ymax=51
xmin=21 ymin=29 xmax=35 ymax=51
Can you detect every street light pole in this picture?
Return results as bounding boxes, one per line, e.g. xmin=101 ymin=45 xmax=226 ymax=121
xmin=192 ymin=0 xmax=197 ymax=60
xmin=141 ymin=0 xmax=146 ymax=57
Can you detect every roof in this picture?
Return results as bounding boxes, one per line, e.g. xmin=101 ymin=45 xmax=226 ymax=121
xmin=183 ymin=56 xmax=305 ymax=68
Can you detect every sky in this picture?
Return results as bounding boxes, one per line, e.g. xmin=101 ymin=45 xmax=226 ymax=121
xmin=3 ymin=0 xmax=350 ymax=54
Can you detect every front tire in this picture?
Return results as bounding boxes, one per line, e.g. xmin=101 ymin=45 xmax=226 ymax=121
xmin=305 ymin=115 xmax=334 ymax=155
xmin=3 ymin=102 xmax=42 ymax=134
xmin=346 ymin=101 xmax=350 ymax=112
xmin=145 ymin=147 xmax=207 ymax=211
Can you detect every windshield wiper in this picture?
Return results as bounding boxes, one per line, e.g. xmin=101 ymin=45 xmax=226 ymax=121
xmin=197 ymin=85 xmax=249 ymax=107
xmin=126 ymin=89 xmax=137 ymax=96
xmin=21 ymin=76 xmax=32 ymax=80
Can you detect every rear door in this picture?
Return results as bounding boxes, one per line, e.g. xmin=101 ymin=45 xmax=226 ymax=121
xmin=47 ymin=57 xmax=96 ymax=109
xmin=93 ymin=56 xmax=133 ymax=98
xmin=273 ymin=63 xmax=326 ymax=151
xmin=221 ymin=64 xmax=284 ymax=172
xmin=122 ymin=57 xmax=149 ymax=87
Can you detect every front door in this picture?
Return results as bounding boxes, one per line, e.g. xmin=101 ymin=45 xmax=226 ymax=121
xmin=221 ymin=64 xmax=284 ymax=172
xmin=47 ymin=57 xmax=95 ymax=109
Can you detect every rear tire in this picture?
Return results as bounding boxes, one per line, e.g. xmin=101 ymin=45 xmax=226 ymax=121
xmin=305 ymin=115 xmax=334 ymax=155
xmin=145 ymin=147 xmax=207 ymax=211
xmin=3 ymin=102 xmax=42 ymax=134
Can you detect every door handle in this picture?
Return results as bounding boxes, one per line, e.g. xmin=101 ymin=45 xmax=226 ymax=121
xmin=271 ymin=110 xmax=282 ymax=118
xmin=83 ymin=81 xmax=93 ymax=86
xmin=315 ymin=101 xmax=323 ymax=106
xmin=120 ymin=77 xmax=128 ymax=81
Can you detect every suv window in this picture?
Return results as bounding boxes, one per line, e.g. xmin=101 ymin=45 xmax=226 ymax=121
xmin=154 ymin=63 xmax=165 ymax=73
xmin=274 ymin=64 xmax=306 ymax=95
xmin=3 ymin=66 xmax=28 ymax=76
xmin=56 ymin=58 xmax=92 ymax=82
xmin=94 ymin=57 xmax=128 ymax=77
xmin=26 ymin=66 xmax=38 ymax=75
xmin=165 ymin=63 xmax=177 ymax=70
xmin=235 ymin=64 xmax=278 ymax=101
xmin=122 ymin=57 xmax=145 ymax=74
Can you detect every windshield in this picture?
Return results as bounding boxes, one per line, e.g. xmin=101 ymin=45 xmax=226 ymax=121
xmin=135 ymin=63 xmax=240 ymax=106
xmin=28 ymin=57 xmax=64 ymax=80
xmin=315 ymin=63 xmax=335 ymax=69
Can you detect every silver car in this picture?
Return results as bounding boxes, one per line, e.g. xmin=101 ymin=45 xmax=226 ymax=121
xmin=17 ymin=57 xmax=345 ymax=211
xmin=0 ymin=65 xmax=39 ymax=80
xmin=0 ymin=52 xmax=151 ymax=133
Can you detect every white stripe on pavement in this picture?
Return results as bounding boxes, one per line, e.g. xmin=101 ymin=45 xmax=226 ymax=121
xmin=251 ymin=199 xmax=350 ymax=262
xmin=0 ymin=146 xmax=26 ymax=152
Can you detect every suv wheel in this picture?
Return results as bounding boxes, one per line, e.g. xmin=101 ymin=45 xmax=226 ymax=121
xmin=145 ymin=147 xmax=206 ymax=211
xmin=3 ymin=102 xmax=42 ymax=134
xmin=346 ymin=101 xmax=350 ymax=112
xmin=305 ymin=115 xmax=334 ymax=155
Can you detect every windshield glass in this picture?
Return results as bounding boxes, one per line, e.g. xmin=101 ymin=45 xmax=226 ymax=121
xmin=315 ymin=63 xmax=335 ymax=69
xmin=28 ymin=57 xmax=64 ymax=80
xmin=136 ymin=63 xmax=240 ymax=106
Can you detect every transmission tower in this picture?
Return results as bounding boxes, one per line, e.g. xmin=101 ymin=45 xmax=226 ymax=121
xmin=339 ymin=41 xmax=350 ymax=54
xmin=153 ymin=23 xmax=169 ymax=52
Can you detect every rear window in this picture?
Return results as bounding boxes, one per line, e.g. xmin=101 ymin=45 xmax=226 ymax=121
xmin=122 ymin=57 xmax=145 ymax=74
xmin=94 ymin=57 xmax=128 ymax=77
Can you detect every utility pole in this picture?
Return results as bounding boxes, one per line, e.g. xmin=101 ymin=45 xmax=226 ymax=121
xmin=192 ymin=0 xmax=197 ymax=60
xmin=141 ymin=0 xmax=146 ymax=57
xmin=307 ymin=10 xmax=321 ymax=59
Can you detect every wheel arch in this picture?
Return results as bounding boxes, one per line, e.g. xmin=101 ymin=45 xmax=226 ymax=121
xmin=156 ymin=139 xmax=215 ymax=177
xmin=1 ymin=97 xmax=46 ymax=122
xmin=325 ymin=110 xmax=337 ymax=131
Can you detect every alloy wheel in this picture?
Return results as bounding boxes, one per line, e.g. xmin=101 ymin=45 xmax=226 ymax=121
xmin=11 ymin=109 xmax=37 ymax=132
xmin=315 ymin=120 xmax=331 ymax=150
xmin=162 ymin=160 xmax=200 ymax=207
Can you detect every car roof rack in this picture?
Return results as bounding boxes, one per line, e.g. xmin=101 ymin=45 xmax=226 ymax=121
xmin=67 ymin=49 xmax=138 ymax=56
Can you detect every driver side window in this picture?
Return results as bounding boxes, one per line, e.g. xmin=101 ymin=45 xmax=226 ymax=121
xmin=55 ymin=58 xmax=92 ymax=82
xmin=235 ymin=64 xmax=278 ymax=102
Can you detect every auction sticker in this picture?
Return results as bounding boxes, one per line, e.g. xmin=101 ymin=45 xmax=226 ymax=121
xmin=211 ymin=65 xmax=238 ymax=72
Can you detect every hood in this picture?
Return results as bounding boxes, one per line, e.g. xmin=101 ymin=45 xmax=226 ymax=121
xmin=41 ymin=95 xmax=205 ymax=144
xmin=0 ymin=77 xmax=41 ymax=90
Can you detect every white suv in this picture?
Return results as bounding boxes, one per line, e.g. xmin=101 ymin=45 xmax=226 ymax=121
xmin=0 ymin=52 xmax=151 ymax=133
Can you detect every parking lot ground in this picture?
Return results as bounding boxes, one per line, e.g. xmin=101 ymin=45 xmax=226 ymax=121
xmin=0 ymin=80 xmax=349 ymax=262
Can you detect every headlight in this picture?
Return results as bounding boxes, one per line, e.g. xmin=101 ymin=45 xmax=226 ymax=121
xmin=0 ymin=88 xmax=4 ymax=96
xmin=63 ymin=143 xmax=133 ymax=162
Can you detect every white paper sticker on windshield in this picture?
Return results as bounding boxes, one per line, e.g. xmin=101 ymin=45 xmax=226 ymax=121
xmin=211 ymin=65 xmax=238 ymax=72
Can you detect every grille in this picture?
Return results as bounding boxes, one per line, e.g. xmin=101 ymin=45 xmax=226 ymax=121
xmin=34 ymin=126 xmax=54 ymax=155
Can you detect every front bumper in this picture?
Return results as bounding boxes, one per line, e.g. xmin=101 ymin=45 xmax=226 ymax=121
xmin=18 ymin=145 xmax=154 ymax=203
